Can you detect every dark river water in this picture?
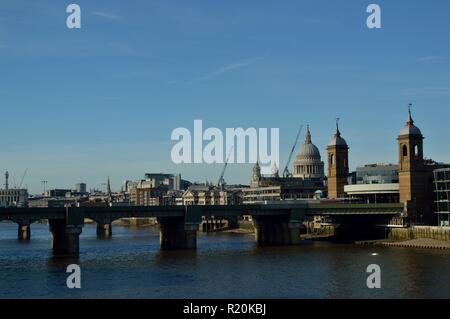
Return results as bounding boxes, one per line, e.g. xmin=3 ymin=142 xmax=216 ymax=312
xmin=0 ymin=222 xmax=449 ymax=299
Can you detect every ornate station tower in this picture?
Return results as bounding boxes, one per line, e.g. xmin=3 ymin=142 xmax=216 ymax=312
xmin=327 ymin=119 xmax=349 ymax=199
xmin=398 ymin=104 xmax=429 ymax=222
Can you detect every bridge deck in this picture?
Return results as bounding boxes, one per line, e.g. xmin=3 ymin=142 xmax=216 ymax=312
xmin=0 ymin=203 xmax=404 ymax=224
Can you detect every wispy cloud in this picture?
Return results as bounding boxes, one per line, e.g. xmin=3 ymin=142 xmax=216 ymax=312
xmin=270 ymin=16 xmax=337 ymax=27
xmin=401 ymin=86 xmax=450 ymax=96
xmin=93 ymin=11 xmax=123 ymax=21
xmin=188 ymin=57 xmax=262 ymax=84
xmin=416 ymin=56 xmax=450 ymax=63
xmin=297 ymin=17 xmax=337 ymax=26
xmin=18 ymin=41 xmax=142 ymax=59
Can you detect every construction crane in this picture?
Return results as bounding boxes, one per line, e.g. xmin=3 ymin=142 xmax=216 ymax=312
xmin=218 ymin=146 xmax=234 ymax=190
xmin=18 ymin=168 xmax=28 ymax=189
xmin=11 ymin=173 xmax=17 ymax=189
xmin=282 ymin=125 xmax=303 ymax=178
xmin=41 ymin=181 xmax=48 ymax=195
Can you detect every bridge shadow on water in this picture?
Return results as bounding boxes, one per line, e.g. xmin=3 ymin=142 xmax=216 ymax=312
xmin=46 ymin=256 xmax=81 ymax=272
xmin=153 ymin=250 xmax=199 ymax=266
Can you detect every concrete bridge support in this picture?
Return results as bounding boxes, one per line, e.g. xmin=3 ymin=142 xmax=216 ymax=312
xmin=97 ymin=223 xmax=112 ymax=239
xmin=253 ymin=216 xmax=302 ymax=246
xmin=17 ymin=222 xmax=31 ymax=240
xmin=49 ymin=219 xmax=83 ymax=256
xmin=158 ymin=217 xmax=198 ymax=250
xmin=288 ymin=221 xmax=302 ymax=245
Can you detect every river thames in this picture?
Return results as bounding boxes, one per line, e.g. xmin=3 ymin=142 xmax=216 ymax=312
xmin=0 ymin=222 xmax=449 ymax=299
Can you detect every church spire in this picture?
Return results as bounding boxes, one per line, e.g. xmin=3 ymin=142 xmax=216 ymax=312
xmin=253 ymin=161 xmax=261 ymax=176
xmin=407 ymin=103 xmax=414 ymax=126
xmin=106 ymin=176 xmax=112 ymax=196
xmin=305 ymin=125 xmax=312 ymax=144
xmin=4 ymin=170 xmax=9 ymax=190
xmin=335 ymin=117 xmax=341 ymax=137
xmin=271 ymin=162 xmax=279 ymax=177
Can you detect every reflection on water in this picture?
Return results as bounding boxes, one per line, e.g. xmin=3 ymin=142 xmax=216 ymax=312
xmin=0 ymin=221 xmax=449 ymax=299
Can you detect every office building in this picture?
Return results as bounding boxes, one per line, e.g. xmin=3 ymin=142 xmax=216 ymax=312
xmin=434 ymin=168 xmax=450 ymax=226
xmin=76 ymin=183 xmax=87 ymax=194
xmin=344 ymin=164 xmax=400 ymax=204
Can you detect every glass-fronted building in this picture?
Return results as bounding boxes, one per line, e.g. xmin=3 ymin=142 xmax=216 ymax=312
xmin=434 ymin=168 xmax=450 ymax=226
xmin=355 ymin=164 xmax=399 ymax=184
xmin=344 ymin=164 xmax=399 ymax=204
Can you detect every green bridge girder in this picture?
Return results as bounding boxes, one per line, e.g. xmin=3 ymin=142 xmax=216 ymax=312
xmin=0 ymin=203 xmax=404 ymax=225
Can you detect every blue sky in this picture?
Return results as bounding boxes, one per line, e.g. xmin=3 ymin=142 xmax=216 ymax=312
xmin=1 ymin=0 xmax=450 ymax=194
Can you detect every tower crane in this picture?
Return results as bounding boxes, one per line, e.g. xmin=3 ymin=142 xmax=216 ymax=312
xmin=282 ymin=125 xmax=303 ymax=178
xmin=218 ymin=146 xmax=234 ymax=190
xmin=18 ymin=168 xmax=28 ymax=189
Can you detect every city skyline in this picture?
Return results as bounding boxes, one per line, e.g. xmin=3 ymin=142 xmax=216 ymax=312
xmin=1 ymin=0 xmax=450 ymax=193
xmin=0 ymin=106 xmax=444 ymax=195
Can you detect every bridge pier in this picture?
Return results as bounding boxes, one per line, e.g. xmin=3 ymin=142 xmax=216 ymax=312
xmin=253 ymin=216 xmax=302 ymax=246
xmin=97 ymin=223 xmax=112 ymax=239
xmin=158 ymin=217 xmax=198 ymax=250
xmin=288 ymin=221 xmax=302 ymax=245
xmin=49 ymin=219 xmax=83 ymax=256
xmin=17 ymin=223 xmax=31 ymax=240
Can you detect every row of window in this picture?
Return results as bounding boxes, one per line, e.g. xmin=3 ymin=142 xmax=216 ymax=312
xmin=329 ymin=154 xmax=348 ymax=167
xmin=0 ymin=196 xmax=26 ymax=203
xmin=435 ymin=183 xmax=450 ymax=191
xmin=295 ymin=165 xmax=324 ymax=175
xmin=437 ymin=202 xmax=450 ymax=212
xmin=0 ymin=192 xmax=26 ymax=196
xmin=435 ymin=171 xmax=450 ymax=181
xmin=401 ymin=144 xmax=420 ymax=158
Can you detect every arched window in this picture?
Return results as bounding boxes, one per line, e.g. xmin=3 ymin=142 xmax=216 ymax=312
xmin=330 ymin=154 xmax=334 ymax=166
xmin=402 ymin=145 xmax=408 ymax=157
xmin=414 ymin=145 xmax=419 ymax=158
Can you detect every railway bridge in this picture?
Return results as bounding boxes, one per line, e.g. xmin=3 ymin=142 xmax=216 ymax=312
xmin=0 ymin=203 xmax=404 ymax=256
